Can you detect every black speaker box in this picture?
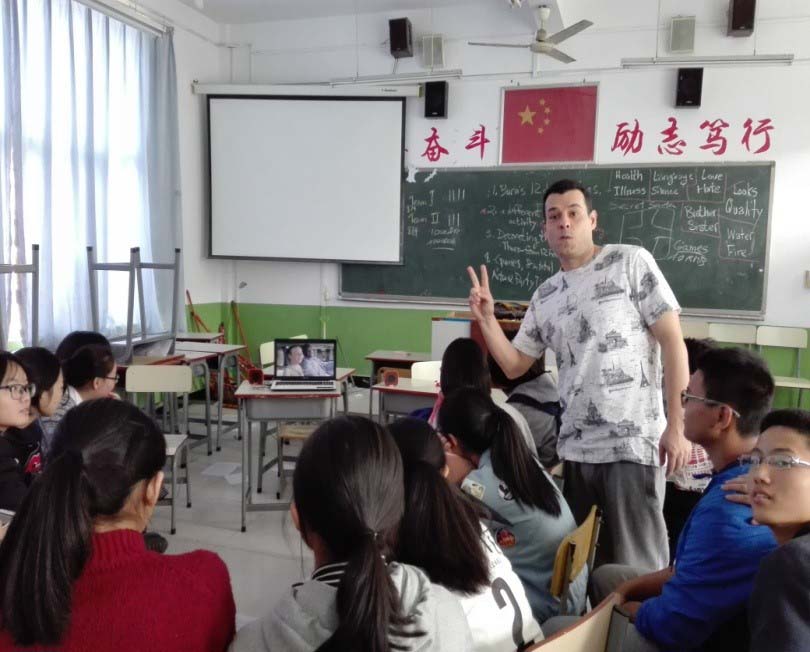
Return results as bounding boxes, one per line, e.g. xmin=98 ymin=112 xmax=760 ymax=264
xmin=424 ymin=81 xmax=448 ymax=118
xmin=728 ymin=0 xmax=756 ymax=36
xmin=389 ymin=18 xmax=413 ymax=58
xmin=676 ymin=68 xmax=703 ymax=107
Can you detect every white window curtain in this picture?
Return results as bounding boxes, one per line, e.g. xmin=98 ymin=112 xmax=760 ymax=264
xmin=0 ymin=0 xmax=182 ymax=349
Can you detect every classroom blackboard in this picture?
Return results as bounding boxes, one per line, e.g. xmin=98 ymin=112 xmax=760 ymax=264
xmin=340 ymin=164 xmax=773 ymax=316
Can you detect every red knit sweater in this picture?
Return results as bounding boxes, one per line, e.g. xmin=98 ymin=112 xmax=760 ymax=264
xmin=0 ymin=529 xmax=236 ymax=651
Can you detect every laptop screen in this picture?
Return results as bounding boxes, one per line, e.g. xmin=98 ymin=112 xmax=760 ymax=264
xmin=274 ymin=339 xmax=337 ymax=380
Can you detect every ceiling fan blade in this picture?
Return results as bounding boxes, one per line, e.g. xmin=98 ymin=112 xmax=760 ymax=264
xmin=545 ymin=19 xmax=593 ymax=45
xmin=543 ymin=47 xmax=576 ymax=64
xmin=468 ymin=41 xmax=530 ymax=48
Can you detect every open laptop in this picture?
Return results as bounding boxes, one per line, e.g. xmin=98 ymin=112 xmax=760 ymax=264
xmin=269 ymin=339 xmax=338 ymax=392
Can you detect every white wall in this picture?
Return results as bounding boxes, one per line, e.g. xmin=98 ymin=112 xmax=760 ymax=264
xmin=180 ymin=0 xmax=810 ymax=324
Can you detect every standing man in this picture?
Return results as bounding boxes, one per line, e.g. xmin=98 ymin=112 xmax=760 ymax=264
xmin=468 ymin=179 xmax=690 ymax=570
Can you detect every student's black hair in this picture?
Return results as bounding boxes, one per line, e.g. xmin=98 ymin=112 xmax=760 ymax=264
xmin=0 ymin=399 xmax=166 ymax=646
xmin=0 ymin=351 xmax=25 ymax=388
xmin=438 ymin=388 xmax=561 ymax=516
xmin=293 ymin=416 xmax=417 ymax=652
xmin=542 ymin=179 xmax=593 ymax=214
xmin=63 ymin=343 xmax=115 ymax=389
xmin=760 ymin=408 xmax=810 ymax=442
xmin=440 ymin=337 xmax=491 ymax=395
xmin=488 ymin=352 xmax=547 ymax=392
xmin=683 ymin=337 xmax=717 ymax=375
xmin=54 ymin=331 xmax=110 ymax=363
xmin=388 ymin=418 xmax=489 ymax=595
xmin=696 ymin=346 xmax=774 ymax=437
xmin=14 ymin=347 xmax=61 ymax=411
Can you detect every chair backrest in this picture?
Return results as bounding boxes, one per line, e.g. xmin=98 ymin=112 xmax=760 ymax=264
xmin=125 ymin=365 xmax=192 ymax=393
xmin=259 ymin=341 xmax=275 ymax=367
xmin=707 ymin=323 xmax=757 ymax=346
xmin=756 ymin=325 xmax=807 ymax=349
xmin=550 ymin=505 xmax=601 ymax=598
xmin=680 ymin=319 xmax=710 ymax=339
xmin=411 ymin=360 xmax=442 ymax=382
xmin=525 ymin=593 xmax=621 ymax=651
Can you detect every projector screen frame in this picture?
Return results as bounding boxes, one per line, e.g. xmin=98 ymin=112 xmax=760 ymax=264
xmin=206 ymin=93 xmax=407 ymax=264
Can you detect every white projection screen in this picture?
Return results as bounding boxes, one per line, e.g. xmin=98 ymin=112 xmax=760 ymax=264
xmin=208 ymin=95 xmax=405 ymax=262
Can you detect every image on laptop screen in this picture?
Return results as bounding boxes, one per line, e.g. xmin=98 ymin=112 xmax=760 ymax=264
xmin=274 ymin=339 xmax=336 ymax=379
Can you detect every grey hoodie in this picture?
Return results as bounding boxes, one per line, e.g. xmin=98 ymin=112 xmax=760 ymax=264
xmin=506 ymin=373 xmax=561 ymax=469
xmin=230 ymin=562 xmax=473 ymax=652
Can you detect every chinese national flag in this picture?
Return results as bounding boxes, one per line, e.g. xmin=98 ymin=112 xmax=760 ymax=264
xmin=501 ymin=85 xmax=597 ymax=164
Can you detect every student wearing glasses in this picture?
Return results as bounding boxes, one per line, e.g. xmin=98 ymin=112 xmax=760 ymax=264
xmin=745 ymin=409 xmax=810 ymax=652
xmin=585 ymin=347 xmax=777 ymax=651
xmin=0 ymin=352 xmax=37 ymax=535
xmin=0 ymin=348 xmax=64 ymax=514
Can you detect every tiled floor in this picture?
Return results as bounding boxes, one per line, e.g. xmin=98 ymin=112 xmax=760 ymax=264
xmin=148 ymin=384 xmax=376 ymax=622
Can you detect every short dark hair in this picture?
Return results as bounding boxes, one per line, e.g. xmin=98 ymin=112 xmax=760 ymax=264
xmin=542 ymin=179 xmax=593 ymax=214
xmin=760 ymin=409 xmax=810 ymax=441
xmin=14 ymin=347 xmax=61 ymax=410
xmin=54 ymin=331 xmax=110 ymax=363
xmin=684 ymin=337 xmax=716 ymax=375
xmin=440 ymin=338 xmax=491 ymax=395
xmin=696 ymin=347 xmax=774 ymax=436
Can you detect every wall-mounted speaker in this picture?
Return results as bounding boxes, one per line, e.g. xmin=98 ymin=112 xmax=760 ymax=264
xmin=389 ymin=18 xmax=413 ymax=58
xmin=670 ymin=16 xmax=695 ymax=53
xmin=728 ymin=0 xmax=755 ymax=36
xmin=424 ymin=81 xmax=448 ymax=118
xmin=676 ymin=68 xmax=703 ymax=107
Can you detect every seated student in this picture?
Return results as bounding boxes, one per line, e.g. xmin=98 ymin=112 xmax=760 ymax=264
xmin=589 ymin=347 xmax=777 ymax=652
xmin=663 ymin=337 xmax=716 ymax=561
xmin=41 ymin=342 xmax=119 ymax=451
xmin=0 ymin=348 xmax=63 ymax=512
xmin=0 ymin=352 xmax=37 ymax=536
xmin=426 ymin=338 xmax=535 ymax=453
xmin=232 ymin=416 xmax=472 ymax=652
xmin=488 ymin=351 xmax=561 ymax=469
xmin=438 ymin=388 xmax=582 ymax=623
xmin=745 ymin=409 xmax=810 ymax=652
xmin=389 ymin=417 xmax=543 ymax=651
xmin=0 ymin=399 xmax=236 ymax=651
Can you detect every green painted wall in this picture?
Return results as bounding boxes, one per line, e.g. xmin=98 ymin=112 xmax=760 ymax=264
xmin=189 ymin=302 xmax=810 ymax=408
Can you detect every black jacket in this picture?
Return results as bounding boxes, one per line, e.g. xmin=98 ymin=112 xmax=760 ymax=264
xmin=0 ymin=421 xmax=44 ymax=511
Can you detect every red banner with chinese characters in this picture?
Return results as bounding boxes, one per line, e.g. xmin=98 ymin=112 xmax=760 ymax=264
xmin=501 ymin=84 xmax=597 ymax=164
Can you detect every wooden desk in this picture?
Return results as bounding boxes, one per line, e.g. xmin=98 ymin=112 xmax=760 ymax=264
xmin=176 ymin=331 xmax=224 ymax=343
xmin=365 ymin=350 xmax=431 ymax=419
xmin=235 ymin=381 xmax=341 ymax=532
xmin=175 ymin=343 xmax=246 ymax=450
xmin=373 ymin=377 xmax=439 ymax=423
xmin=263 ymin=367 xmax=356 ymax=415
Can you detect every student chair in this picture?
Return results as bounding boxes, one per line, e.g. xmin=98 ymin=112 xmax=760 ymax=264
xmin=550 ymin=505 xmax=603 ymax=616
xmin=259 ymin=341 xmax=275 ymax=375
xmin=125 ymin=365 xmax=193 ymax=535
xmin=680 ymin=319 xmax=711 ymax=339
xmin=756 ymin=326 xmax=810 ymax=407
xmin=410 ymin=360 xmax=442 ymax=383
xmin=526 ymin=593 xmax=621 ymax=651
xmin=707 ymin=323 xmax=756 ymax=348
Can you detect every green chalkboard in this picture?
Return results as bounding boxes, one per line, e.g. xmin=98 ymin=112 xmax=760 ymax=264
xmin=340 ymin=164 xmax=773 ymax=316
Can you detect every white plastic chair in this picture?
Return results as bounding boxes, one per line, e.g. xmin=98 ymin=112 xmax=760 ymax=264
xmin=707 ymin=323 xmax=756 ymax=347
xmin=125 ymin=365 xmax=193 ymax=535
xmin=411 ymin=360 xmax=441 ymax=383
xmin=756 ymin=326 xmax=810 ymax=406
xmin=259 ymin=341 xmax=275 ymax=375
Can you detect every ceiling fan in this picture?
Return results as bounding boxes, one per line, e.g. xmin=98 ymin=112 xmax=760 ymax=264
xmin=468 ymin=5 xmax=593 ymax=64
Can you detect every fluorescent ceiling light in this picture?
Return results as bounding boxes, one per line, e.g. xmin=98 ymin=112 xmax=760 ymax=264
xmin=331 ymin=69 xmax=464 ymax=86
xmin=622 ymin=54 xmax=793 ymax=68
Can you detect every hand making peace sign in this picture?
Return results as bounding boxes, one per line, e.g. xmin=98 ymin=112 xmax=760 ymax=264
xmin=467 ymin=265 xmax=495 ymax=322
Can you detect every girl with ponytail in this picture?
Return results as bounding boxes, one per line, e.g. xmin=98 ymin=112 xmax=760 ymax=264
xmin=438 ymin=388 xmax=584 ymax=623
xmin=389 ymin=418 xmax=543 ymax=651
xmin=231 ymin=416 xmax=472 ymax=652
xmin=0 ymin=399 xmax=236 ymax=651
